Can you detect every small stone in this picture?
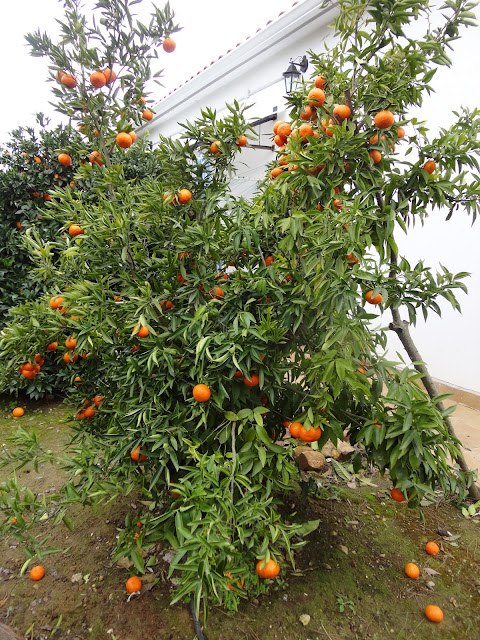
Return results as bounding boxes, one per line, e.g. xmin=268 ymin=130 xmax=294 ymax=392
xmin=294 ymin=447 xmax=326 ymax=471
xmin=299 ymin=614 xmax=311 ymax=626
xmin=426 ymin=581 xmax=435 ymax=589
xmin=320 ymin=441 xmax=340 ymax=460
xmin=252 ymin=598 xmax=259 ymax=605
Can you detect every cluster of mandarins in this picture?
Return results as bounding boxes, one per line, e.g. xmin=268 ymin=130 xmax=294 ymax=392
xmin=18 ymin=354 xmax=45 ymax=380
xmin=270 ymin=74 xmax=437 ymax=178
xmin=75 ymin=395 xmax=103 ymax=421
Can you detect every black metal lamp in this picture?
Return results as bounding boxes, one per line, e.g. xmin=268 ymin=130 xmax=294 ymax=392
xmin=282 ymin=55 xmax=308 ymax=94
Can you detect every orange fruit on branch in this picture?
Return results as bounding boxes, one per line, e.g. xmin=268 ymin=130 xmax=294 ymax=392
xmin=397 ymin=126 xmax=405 ymax=138
xmin=209 ymin=286 xmax=224 ymax=299
xmin=314 ymin=75 xmax=326 ymax=89
xmin=58 ymin=153 xmax=71 ymax=166
xmin=142 ymin=110 xmax=153 ymax=121
xmin=30 ymin=566 xmax=45 ymax=581
xmin=178 ymin=189 xmax=192 ymax=204
xmin=374 ymin=110 xmax=394 ymax=129
xmin=404 ymin=563 xmax=420 ymax=579
xmin=365 ymin=290 xmax=382 ymax=305
xmin=69 ymin=224 xmax=84 ymax=237
xmin=225 ymin=572 xmax=244 ymax=590
xmin=49 ymin=296 xmax=63 ymax=310
xmin=243 ymin=373 xmax=259 ymax=387
xmin=333 ymin=104 xmax=351 ymax=121
xmin=256 ymin=558 xmax=280 ymax=579
xmin=193 ymin=384 xmax=211 ymax=402
xmin=89 ymin=151 xmax=103 ymax=165
xmin=273 ymin=120 xmax=285 ymax=134
xmin=210 ymin=141 xmax=221 ymax=154
xmin=128 ymin=131 xmax=137 ymax=143
xmin=163 ymin=37 xmax=176 ymax=52
xmin=423 ymin=160 xmax=436 ymax=174
xmin=277 ymin=122 xmax=291 ymax=139
xmin=103 ymin=68 xmax=116 ymax=84
xmin=116 ymin=132 xmax=133 ymax=149
xmin=289 ymin=422 xmax=303 ymax=438
xmin=65 ymin=337 xmax=77 ymax=349
xmin=270 ymin=167 xmax=283 ymax=179
xmin=131 ymin=446 xmax=147 ymax=462
xmin=90 ymin=71 xmax=107 ymax=88
xmin=134 ymin=325 xmax=149 ymax=338
xmin=307 ymin=88 xmax=325 ymax=107
xmin=237 ymin=135 xmax=248 ymax=146
xmin=61 ymin=74 xmax=76 ymax=88
xmin=369 ymin=150 xmax=382 ymax=165
xmin=84 ymin=406 xmax=96 ymax=418
xmin=47 ymin=342 xmax=58 ymax=351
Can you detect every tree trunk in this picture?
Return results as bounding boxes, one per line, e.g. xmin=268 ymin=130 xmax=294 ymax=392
xmin=389 ymin=307 xmax=480 ymax=500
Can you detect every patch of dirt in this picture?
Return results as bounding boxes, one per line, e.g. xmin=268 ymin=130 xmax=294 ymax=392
xmin=1 ymin=402 xmax=480 ymax=639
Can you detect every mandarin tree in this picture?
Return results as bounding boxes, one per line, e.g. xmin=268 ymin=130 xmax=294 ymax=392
xmin=0 ymin=0 xmax=480 ymax=624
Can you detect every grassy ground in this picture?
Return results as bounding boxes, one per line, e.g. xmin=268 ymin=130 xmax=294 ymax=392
xmin=0 ymin=398 xmax=479 ymax=640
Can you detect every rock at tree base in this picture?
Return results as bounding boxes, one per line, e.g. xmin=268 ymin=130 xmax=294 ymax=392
xmin=294 ymin=446 xmax=326 ymax=471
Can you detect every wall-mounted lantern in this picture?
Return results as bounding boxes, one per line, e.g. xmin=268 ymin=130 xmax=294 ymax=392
xmin=282 ymin=55 xmax=308 ymax=94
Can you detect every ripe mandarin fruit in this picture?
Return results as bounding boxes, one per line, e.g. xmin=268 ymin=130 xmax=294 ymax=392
xmin=426 ymin=541 xmax=440 ymax=556
xmin=404 ymin=563 xmax=420 ymax=579
xmin=61 ymin=74 xmax=76 ymax=88
xmin=128 ymin=131 xmax=137 ymax=143
xmin=12 ymin=407 xmax=24 ymax=418
xmin=63 ymin=352 xmax=78 ymax=363
xmin=30 ymin=566 xmax=45 ymax=581
xmin=423 ymin=160 xmax=436 ymax=174
xmin=84 ymin=406 xmax=96 ymax=418
xmin=307 ymin=88 xmax=325 ymax=107
xmin=256 ymin=558 xmax=280 ymax=579
xmin=134 ymin=325 xmax=149 ymax=338
xmin=142 ymin=110 xmax=153 ymax=121
xmin=425 ymin=605 xmax=443 ymax=623
xmin=47 ymin=342 xmax=58 ymax=351
xmin=274 ymin=134 xmax=285 ymax=147
xmin=210 ymin=141 xmax=221 ymax=154
xmin=237 ymin=135 xmax=248 ymax=146
xmin=397 ymin=126 xmax=405 ymax=138
xmin=299 ymin=425 xmax=322 ymax=442
xmin=346 ymin=253 xmax=358 ymax=265
xmin=369 ymin=150 xmax=382 ymax=164
xmin=89 ymin=151 xmax=103 ymax=165
xmin=314 ymin=75 xmax=326 ymax=89
xmin=390 ymin=487 xmax=405 ymax=502
xmin=243 ymin=373 xmax=259 ymax=387
xmin=58 ymin=153 xmax=71 ymax=166
xmin=103 ymin=68 xmax=116 ymax=84
xmin=298 ymin=123 xmax=314 ymax=140
xmin=271 ymin=167 xmax=283 ymax=179
xmin=162 ymin=37 xmax=176 ymax=52
xmin=65 ymin=337 xmax=76 ymax=349
xmin=277 ymin=122 xmax=291 ymax=139
xmin=116 ymin=132 xmax=133 ymax=149
xmin=273 ymin=120 xmax=285 ymax=134
xmin=69 ymin=224 xmax=84 ymax=237
xmin=234 ymin=371 xmax=243 ymax=379
xmin=90 ymin=71 xmax=107 ymax=88
xmin=374 ymin=110 xmax=394 ymax=129
xmin=209 ymin=286 xmax=224 ymax=299
xmin=126 ymin=576 xmax=142 ymax=593
xmin=131 ymin=446 xmax=147 ymax=462
xmin=365 ymin=290 xmax=382 ymax=305
xmin=74 ymin=376 xmax=82 ymax=386
xmin=178 ymin=189 xmax=192 ymax=204
xmin=192 ymin=384 xmax=211 ymax=402
xmin=289 ymin=422 xmax=303 ymax=438
xmin=49 ymin=296 xmax=63 ymax=309
xmin=333 ymin=104 xmax=351 ymax=121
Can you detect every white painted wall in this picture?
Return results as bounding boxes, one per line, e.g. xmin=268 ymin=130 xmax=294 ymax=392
xmin=141 ymin=0 xmax=480 ymax=394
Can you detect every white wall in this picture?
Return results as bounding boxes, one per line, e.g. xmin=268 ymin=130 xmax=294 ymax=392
xmin=141 ymin=0 xmax=480 ymax=394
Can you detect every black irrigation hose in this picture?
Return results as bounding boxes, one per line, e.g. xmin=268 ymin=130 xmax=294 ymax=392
xmin=189 ymin=597 xmax=205 ymax=640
